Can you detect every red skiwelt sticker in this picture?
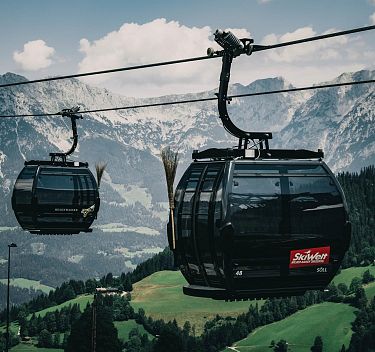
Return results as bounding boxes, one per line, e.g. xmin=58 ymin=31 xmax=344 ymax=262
xmin=289 ymin=246 xmax=330 ymax=268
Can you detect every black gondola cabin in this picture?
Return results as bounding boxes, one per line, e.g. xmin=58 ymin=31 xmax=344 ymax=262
xmin=12 ymin=108 xmax=100 ymax=235
xmin=167 ymin=30 xmax=351 ymax=299
xmin=169 ymin=158 xmax=350 ymax=299
xmin=12 ymin=160 xmax=100 ymax=235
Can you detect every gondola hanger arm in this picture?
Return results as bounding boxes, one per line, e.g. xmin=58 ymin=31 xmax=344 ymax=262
xmin=208 ymin=30 xmax=272 ymax=148
xmin=49 ymin=106 xmax=83 ymax=163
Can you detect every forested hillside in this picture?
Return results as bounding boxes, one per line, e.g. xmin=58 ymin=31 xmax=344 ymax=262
xmin=339 ymin=166 xmax=375 ymax=267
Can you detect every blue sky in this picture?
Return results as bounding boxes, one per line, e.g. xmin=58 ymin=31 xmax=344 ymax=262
xmin=1 ymin=0 xmax=374 ymax=96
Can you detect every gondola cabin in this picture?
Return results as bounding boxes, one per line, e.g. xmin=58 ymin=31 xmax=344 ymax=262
xmin=12 ymin=160 xmax=100 ymax=235
xmin=169 ymin=158 xmax=351 ymax=299
xmin=167 ymin=29 xmax=351 ymax=299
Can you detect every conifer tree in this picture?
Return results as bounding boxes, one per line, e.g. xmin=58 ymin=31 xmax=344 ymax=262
xmin=311 ymin=336 xmax=323 ymax=352
xmin=65 ymin=303 xmax=121 ymax=352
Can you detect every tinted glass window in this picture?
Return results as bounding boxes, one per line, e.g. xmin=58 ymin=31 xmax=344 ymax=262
xmin=18 ymin=166 xmax=37 ymax=180
xmin=197 ymin=192 xmax=211 ymax=214
xmin=186 ymin=181 xmax=198 ymax=191
xmin=182 ymin=192 xmax=194 ymax=213
xmin=202 ymin=179 xmax=214 ymax=191
xmin=42 ymin=167 xmax=91 ymax=175
xmin=229 ymin=177 xmax=282 ymax=235
xmin=214 ymin=180 xmax=223 ymax=238
xmin=14 ymin=167 xmax=37 ymax=205
xmin=36 ymin=174 xmax=96 ymax=205
xmin=289 ymin=176 xmax=345 ymax=236
xmin=37 ymin=174 xmax=74 ymax=190
xmin=176 ymin=166 xmax=205 ymax=281
xmin=181 ymin=215 xmax=191 ymax=238
xmin=234 ymin=163 xmax=326 ymax=175
xmin=284 ymin=165 xmax=327 ymax=174
xmin=37 ymin=174 xmax=95 ymax=190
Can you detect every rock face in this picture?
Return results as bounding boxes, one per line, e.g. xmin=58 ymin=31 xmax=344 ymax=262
xmin=0 ymin=70 xmax=374 ymax=230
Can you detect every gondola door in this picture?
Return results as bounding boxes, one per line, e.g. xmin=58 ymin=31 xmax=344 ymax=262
xmin=227 ymin=163 xmax=286 ymax=294
xmin=226 ymin=162 xmax=349 ymax=296
xmin=287 ymin=165 xmax=349 ymax=285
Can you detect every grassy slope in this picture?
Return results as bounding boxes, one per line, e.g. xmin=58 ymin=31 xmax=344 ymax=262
xmin=0 ymin=278 xmax=53 ymax=294
xmin=4 ymin=266 xmax=374 ymax=347
xmin=220 ymin=266 xmax=375 ymax=352
xmin=333 ymin=265 xmax=375 ymax=287
xmin=130 ymin=270 xmax=263 ymax=333
xmin=333 ymin=265 xmax=375 ymax=302
xmin=33 ymin=294 xmax=93 ymax=318
xmin=0 ymin=321 xmax=19 ymax=335
xmin=115 ymin=320 xmax=152 ymax=341
xmin=10 ymin=345 xmax=63 ymax=352
xmin=364 ymin=281 xmax=375 ymax=301
xmin=223 ymin=302 xmax=356 ymax=352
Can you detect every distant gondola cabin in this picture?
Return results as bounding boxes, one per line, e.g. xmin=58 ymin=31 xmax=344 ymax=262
xmin=12 ymin=161 xmax=100 ymax=235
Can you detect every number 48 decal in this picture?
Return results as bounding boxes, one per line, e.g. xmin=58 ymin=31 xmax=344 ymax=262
xmin=235 ymin=270 xmax=243 ymax=276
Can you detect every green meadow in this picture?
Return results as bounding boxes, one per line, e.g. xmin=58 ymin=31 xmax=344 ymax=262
xmin=10 ymin=344 xmax=63 ymax=352
xmin=333 ymin=265 xmax=375 ymax=287
xmin=33 ymin=294 xmax=94 ymax=318
xmin=223 ymin=302 xmax=356 ymax=352
xmin=115 ymin=320 xmax=152 ymax=341
xmin=0 ymin=278 xmax=53 ymax=294
xmin=3 ymin=265 xmax=374 ymax=348
xmin=130 ymin=270 xmax=263 ymax=333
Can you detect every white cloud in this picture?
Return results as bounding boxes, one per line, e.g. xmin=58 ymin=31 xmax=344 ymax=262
xmin=261 ymin=27 xmax=348 ymax=63
xmin=13 ymin=40 xmax=55 ymax=71
xmin=76 ymin=20 xmax=375 ymax=97
xmin=78 ymin=19 xmax=249 ymax=97
xmin=370 ymin=12 xmax=375 ymax=24
xmin=258 ymin=0 xmax=272 ymax=3
xmin=229 ymin=25 xmax=374 ymax=89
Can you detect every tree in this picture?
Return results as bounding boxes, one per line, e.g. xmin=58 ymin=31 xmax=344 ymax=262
xmin=105 ymin=273 xmax=113 ymax=287
xmin=353 ymin=287 xmax=367 ymax=309
xmin=53 ymin=332 xmax=60 ymax=348
xmin=65 ymin=303 xmax=121 ymax=352
xmin=154 ymin=327 xmax=183 ymax=352
xmin=62 ymin=333 xmax=69 ymax=348
xmin=348 ymin=297 xmax=375 ymax=351
xmin=61 ymin=285 xmax=76 ymax=302
xmin=65 ymin=305 xmax=91 ymax=352
xmin=311 ymin=336 xmax=323 ymax=352
xmin=338 ymin=283 xmax=349 ymax=296
xmin=38 ymin=329 xmax=53 ymax=347
xmin=95 ymin=305 xmax=121 ymax=352
xmin=18 ymin=308 xmax=28 ymax=337
xmin=125 ymin=328 xmax=143 ymax=352
xmin=123 ymin=275 xmax=133 ymax=291
xmin=112 ymin=296 xmax=134 ymax=321
xmin=183 ymin=321 xmax=191 ymax=336
xmin=274 ymin=339 xmax=288 ymax=352
xmin=349 ymin=277 xmax=362 ymax=293
xmin=85 ymin=278 xmax=97 ymax=293
xmin=362 ymin=269 xmax=374 ymax=284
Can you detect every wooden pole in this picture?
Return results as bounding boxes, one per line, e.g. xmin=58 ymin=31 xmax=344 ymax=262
xmin=170 ymin=208 xmax=176 ymax=250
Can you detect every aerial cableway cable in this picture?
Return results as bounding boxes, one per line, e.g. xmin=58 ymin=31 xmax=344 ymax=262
xmin=0 ymin=24 xmax=374 ymax=89
xmin=0 ymin=78 xmax=374 ymax=118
